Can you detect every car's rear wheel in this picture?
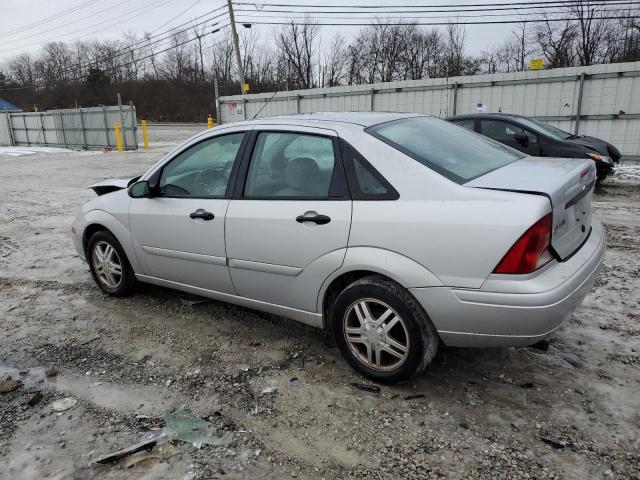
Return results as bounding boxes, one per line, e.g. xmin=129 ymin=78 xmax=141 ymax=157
xmin=330 ymin=275 xmax=439 ymax=384
xmin=87 ymin=230 xmax=136 ymax=297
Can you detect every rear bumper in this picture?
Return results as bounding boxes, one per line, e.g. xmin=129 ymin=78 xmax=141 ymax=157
xmin=410 ymin=217 xmax=606 ymax=347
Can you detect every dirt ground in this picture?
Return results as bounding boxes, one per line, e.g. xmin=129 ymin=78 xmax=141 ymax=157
xmin=1 ymin=125 xmax=639 ymax=480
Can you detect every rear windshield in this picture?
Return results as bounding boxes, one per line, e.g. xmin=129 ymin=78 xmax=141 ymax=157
xmin=367 ymin=116 xmax=524 ymax=183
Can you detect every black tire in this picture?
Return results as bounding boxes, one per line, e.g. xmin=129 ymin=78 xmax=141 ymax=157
xmin=86 ymin=230 xmax=137 ymax=297
xmin=330 ymin=275 xmax=439 ymax=384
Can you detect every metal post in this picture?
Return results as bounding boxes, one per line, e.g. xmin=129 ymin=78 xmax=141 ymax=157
xmin=227 ymin=0 xmax=246 ymax=95
xmin=452 ymin=83 xmax=459 ymax=116
xmin=5 ymin=112 xmax=15 ymax=146
xmin=296 ymin=94 xmax=301 ymax=114
xmin=129 ymin=102 xmax=138 ymax=149
xmin=102 ymin=107 xmax=110 ymax=148
xmin=23 ymin=114 xmax=30 ymax=147
xmin=574 ymin=73 xmax=586 ymax=136
xmin=117 ymin=93 xmax=127 ymax=150
xmin=141 ymin=120 xmax=149 ymax=150
xmin=243 ymin=98 xmax=247 ymax=120
xmin=114 ymin=122 xmax=123 ymax=153
xmin=214 ymin=77 xmax=221 ymax=124
xmin=38 ymin=112 xmax=46 ymax=145
xmin=370 ymin=88 xmax=375 ymax=112
xmin=78 ymin=108 xmax=88 ymax=147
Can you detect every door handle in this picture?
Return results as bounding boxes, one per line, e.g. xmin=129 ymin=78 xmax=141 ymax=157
xmin=189 ymin=209 xmax=215 ymax=221
xmin=296 ymin=213 xmax=331 ymax=225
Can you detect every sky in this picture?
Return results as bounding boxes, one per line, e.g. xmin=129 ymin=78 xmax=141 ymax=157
xmin=0 ymin=0 xmax=519 ymax=63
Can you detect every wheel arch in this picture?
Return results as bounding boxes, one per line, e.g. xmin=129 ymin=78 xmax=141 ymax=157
xmin=317 ymin=246 xmax=443 ymax=319
xmin=81 ymin=209 xmax=142 ymax=273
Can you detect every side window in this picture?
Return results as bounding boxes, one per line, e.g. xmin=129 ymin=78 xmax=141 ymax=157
xmin=340 ymin=140 xmax=399 ymax=200
xmin=481 ymin=120 xmax=512 ymax=141
xmin=481 ymin=120 xmax=538 ymax=144
xmin=244 ymin=132 xmax=336 ymax=198
xmin=159 ymin=133 xmax=244 ymax=197
xmin=452 ymin=119 xmax=476 ymax=131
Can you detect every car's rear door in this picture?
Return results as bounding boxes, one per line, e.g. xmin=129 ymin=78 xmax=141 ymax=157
xmin=129 ymin=129 xmax=248 ymax=292
xmin=225 ymin=126 xmax=352 ymax=312
xmin=480 ymin=119 xmax=540 ymax=156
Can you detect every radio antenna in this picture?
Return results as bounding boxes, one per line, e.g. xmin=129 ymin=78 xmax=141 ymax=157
xmin=252 ymin=89 xmax=280 ymax=120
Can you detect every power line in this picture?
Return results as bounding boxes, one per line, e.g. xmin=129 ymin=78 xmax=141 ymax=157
xmin=149 ymin=0 xmax=206 ymax=34
xmin=235 ymin=7 xmax=634 ymax=21
xmin=1 ymin=0 xmax=137 ymax=47
xmin=234 ymin=15 xmax=640 ymax=26
xmin=233 ymin=0 xmax=632 ymax=8
xmin=0 ymin=0 xmax=101 ymax=39
xmin=1 ymin=24 xmax=231 ymax=93
xmin=234 ymin=1 xmax=638 ymax=15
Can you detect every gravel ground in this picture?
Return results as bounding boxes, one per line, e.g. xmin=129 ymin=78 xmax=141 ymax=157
xmin=0 ymin=125 xmax=639 ymax=480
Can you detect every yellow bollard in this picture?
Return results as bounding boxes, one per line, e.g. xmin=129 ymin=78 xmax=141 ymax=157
xmin=207 ymin=115 xmax=213 ymax=128
xmin=141 ymin=120 xmax=149 ymax=150
xmin=114 ymin=121 xmax=123 ymax=153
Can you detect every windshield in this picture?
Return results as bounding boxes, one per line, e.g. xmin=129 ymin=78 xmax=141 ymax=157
xmin=516 ymin=117 xmax=573 ymax=140
xmin=367 ymin=116 xmax=524 ymax=183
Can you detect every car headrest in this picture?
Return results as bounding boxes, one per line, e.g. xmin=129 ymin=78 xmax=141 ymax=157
xmin=284 ymin=157 xmax=320 ymax=191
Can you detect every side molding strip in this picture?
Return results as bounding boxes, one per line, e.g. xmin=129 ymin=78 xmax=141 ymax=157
xmin=142 ymin=246 xmax=227 ymax=266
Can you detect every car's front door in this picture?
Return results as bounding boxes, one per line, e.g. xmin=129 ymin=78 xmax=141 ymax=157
xmin=129 ymin=131 xmax=247 ymax=292
xmin=480 ymin=119 xmax=540 ymax=156
xmin=225 ymin=127 xmax=352 ymax=312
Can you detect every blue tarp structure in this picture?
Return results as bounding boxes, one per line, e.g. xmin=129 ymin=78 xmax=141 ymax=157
xmin=0 ymin=97 xmax=20 ymax=111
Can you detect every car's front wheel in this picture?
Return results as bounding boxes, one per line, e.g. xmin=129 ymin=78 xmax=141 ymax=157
xmin=331 ymin=275 xmax=439 ymax=384
xmin=87 ymin=230 xmax=136 ymax=297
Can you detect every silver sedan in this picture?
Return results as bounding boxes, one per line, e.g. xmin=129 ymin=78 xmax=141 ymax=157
xmin=71 ymin=113 xmax=605 ymax=383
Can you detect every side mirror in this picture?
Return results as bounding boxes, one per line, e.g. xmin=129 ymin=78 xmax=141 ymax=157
xmin=514 ymin=132 xmax=529 ymax=147
xmin=128 ymin=180 xmax=152 ymax=198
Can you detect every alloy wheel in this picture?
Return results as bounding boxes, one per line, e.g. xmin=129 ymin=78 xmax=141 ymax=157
xmin=92 ymin=241 xmax=123 ymax=289
xmin=343 ymin=298 xmax=410 ymax=371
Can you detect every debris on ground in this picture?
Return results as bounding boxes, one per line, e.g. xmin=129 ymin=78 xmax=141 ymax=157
xmin=288 ymin=377 xmax=299 ymax=387
xmin=164 ymin=407 xmax=233 ymax=447
xmin=261 ymin=387 xmax=277 ymax=395
xmin=180 ymin=298 xmax=210 ymax=307
xmin=45 ymin=366 xmax=58 ymax=377
xmin=50 ymin=397 xmax=78 ymax=412
xmin=121 ymin=442 xmax=179 ymax=468
xmin=26 ymin=391 xmax=43 ymax=406
xmin=539 ymin=431 xmax=571 ymax=449
xmin=350 ymin=383 xmax=381 ymax=396
xmin=95 ymin=439 xmax=157 ymax=464
xmin=404 ymin=394 xmax=425 ymax=400
xmin=79 ymin=336 xmax=100 ymax=346
xmin=0 ymin=377 xmax=21 ymax=394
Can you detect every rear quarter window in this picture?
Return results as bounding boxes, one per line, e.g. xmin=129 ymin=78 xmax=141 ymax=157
xmin=367 ymin=116 xmax=524 ymax=183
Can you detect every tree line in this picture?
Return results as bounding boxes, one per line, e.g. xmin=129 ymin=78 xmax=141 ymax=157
xmin=0 ymin=2 xmax=638 ymax=121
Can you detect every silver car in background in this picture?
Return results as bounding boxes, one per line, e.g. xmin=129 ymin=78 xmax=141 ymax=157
xmin=71 ymin=113 xmax=606 ymax=383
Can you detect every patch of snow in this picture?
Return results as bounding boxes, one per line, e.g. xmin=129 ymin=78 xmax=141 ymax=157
xmin=0 ymin=146 xmax=103 ymax=157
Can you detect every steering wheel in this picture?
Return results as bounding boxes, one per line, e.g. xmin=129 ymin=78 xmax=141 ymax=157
xmin=162 ymin=183 xmax=190 ymax=196
xmin=194 ymin=169 xmax=227 ymax=196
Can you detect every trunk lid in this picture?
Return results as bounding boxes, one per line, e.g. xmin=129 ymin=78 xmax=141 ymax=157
xmin=467 ymin=157 xmax=596 ymax=260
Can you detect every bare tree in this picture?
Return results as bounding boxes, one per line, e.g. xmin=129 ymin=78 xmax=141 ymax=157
xmin=275 ymin=20 xmax=319 ymax=89
xmin=444 ymin=23 xmax=466 ymax=76
xmin=322 ymin=33 xmax=348 ymax=86
xmin=534 ymin=15 xmax=577 ymax=68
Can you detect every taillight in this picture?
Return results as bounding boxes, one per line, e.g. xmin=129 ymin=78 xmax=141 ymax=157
xmin=493 ymin=214 xmax=554 ymax=274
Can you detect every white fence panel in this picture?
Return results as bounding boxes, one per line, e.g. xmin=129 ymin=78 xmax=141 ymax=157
xmin=220 ymin=61 xmax=640 ymax=157
xmin=0 ymin=105 xmax=138 ymax=150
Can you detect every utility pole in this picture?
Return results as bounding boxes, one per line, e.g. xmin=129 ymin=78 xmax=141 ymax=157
xmin=214 ymin=77 xmax=220 ymax=124
xmin=226 ymin=0 xmax=245 ymax=95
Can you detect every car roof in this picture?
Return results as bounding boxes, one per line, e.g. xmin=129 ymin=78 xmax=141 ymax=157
xmin=251 ymin=111 xmax=425 ymax=128
xmin=446 ymin=113 xmax=528 ymax=121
